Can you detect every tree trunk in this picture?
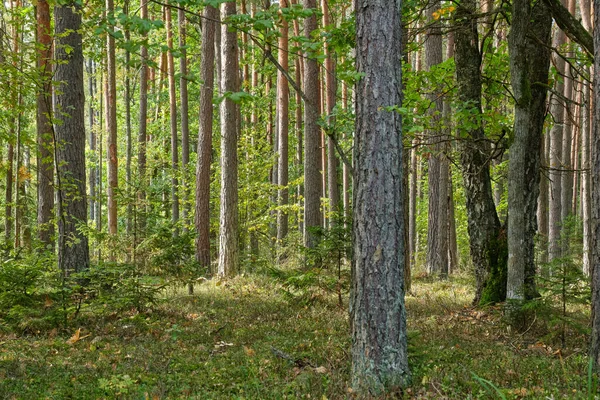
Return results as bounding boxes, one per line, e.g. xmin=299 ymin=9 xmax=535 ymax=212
xmin=454 ymin=0 xmax=506 ymax=305
xmin=506 ymin=0 xmax=551 ymax=306
xmin=217 ymin=0 xmax=240 ymax=277
xmin=106 ymin=0 xmax=118 ymax=240
xmin=179 ymin=7 xmax=190 ymax=231
xmin=166 ymin=3 xmax=180 ymax=234
xmin=137 ymin=0 xmax=149 ymax=245
xmin=302 ymin=0 xmax=322 ymax=249
xmin=124 ymin=1 xmax=132 ymax=240
xmin=582 ymin=72 xmax=591 ymax=275
xmin=54 ymin=1 xmax=90 ymax=273
xmin=351 ymin=0 xmax=410 ymax=392
xmin=36 ymin=0 xmax=54 ymax=248
xmin=425 ymin=0 xmax=449 ymax=277
xmin=276 ymin=1 xmax=290 ymax=242
xmin=589 ymin=0 xmax=600 ymax=367
xmin=322 ymin=0 xmax=339 ymax=219
xmin=195 ymin=5 xmax=217 ymax=273
xmin=548 ymin=10 xmax=567 ymax=264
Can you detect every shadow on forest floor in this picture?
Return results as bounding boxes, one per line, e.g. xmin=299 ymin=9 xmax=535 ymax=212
xmin=0 ymin=274 xmax=593 ymax=399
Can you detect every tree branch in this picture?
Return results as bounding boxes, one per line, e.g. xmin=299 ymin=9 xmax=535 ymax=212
xmin=542 ymin=0 xmax=593 ymax=58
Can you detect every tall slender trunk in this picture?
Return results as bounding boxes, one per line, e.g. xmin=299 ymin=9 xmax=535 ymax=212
xmin=302 ymin=0 xmax=322 ymax=249
xmin=218 ymin=0 xmax=240 ymax=276
xmin=125 ymin=2 xmax=133 ymax=240
xmin=425 ymin=0 xmax=449 ymax=277
xmin=195 ymin=5 xmax=217 ymax=273
xmin=106 ymin=0 xmax=118 ymax=240
xmin=276 ymin=0 xmax=290 ymax=242
xmin=36 ymin=0 xmax=54 ymax=247
xmin=322 ymin=0 xmax=339 ymax=220
xmin=166 ymin=3 xmax=179 ymax=234
xmin=582 ymin=70 xmax=591 ymax=275
xmin=179 ymin=7 xmax=190 ymax=231
xmin=548 ymin=8 xmax=567 ymax=263
xmin=137 ymin=0 xmax=149 ymax=244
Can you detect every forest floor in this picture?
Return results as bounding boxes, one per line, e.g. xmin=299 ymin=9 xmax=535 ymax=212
xmin=0 ymin=273 xmax=593 ymax=399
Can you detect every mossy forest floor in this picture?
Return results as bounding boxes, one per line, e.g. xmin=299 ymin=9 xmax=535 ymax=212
xmin=0 ymin=274 xmax=593 ymax=399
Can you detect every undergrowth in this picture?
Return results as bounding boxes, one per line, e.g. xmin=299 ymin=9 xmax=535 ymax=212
xmin=0 ymin=272 xmax=596 ymax=399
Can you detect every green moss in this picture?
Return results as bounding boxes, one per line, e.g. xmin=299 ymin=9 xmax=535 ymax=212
xmin=478 ymin=227 xmax=508 ymax=306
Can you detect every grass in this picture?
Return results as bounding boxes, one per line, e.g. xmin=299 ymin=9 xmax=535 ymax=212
xmin=0 ymin=273 xmax=594 ymax=399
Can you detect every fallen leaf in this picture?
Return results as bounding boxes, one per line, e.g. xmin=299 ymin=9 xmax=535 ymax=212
xmin=66 ymin=328 xmax=81 ymax=345
xmin=243 ymin=346 xmax=256 ymax=357
xmin=314 ymin=366 xmax=328 ymax=374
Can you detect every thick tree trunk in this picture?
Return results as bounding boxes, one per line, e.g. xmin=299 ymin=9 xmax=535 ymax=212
xmin=302 ymin=0 xmax=322 ymax=249
xmin=351 ymin=0 xmax=410 ymax=392
xmin=589 ymin=0 xmax=600 ymax=367
xmin=217 ymin=0 xmax=240 ymax=277
xmin=454 ymin=0 xmax=506 ymax=305
xmin=506 ymin=0 xmax=551 ymax=305
xmin=36 ymin=0 xmax=54 ymax=248
xmin=54 ymin=1 xmax=90 ymax=273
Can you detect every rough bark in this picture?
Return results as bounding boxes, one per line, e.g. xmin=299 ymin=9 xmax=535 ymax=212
xmin=454 ymin=0 xmax=506 ymax=305
xmin=351 ymin=0 xmax=410 ymax=392
xmin=506 ymin=0 xmax=551 ymax=304
xmin=106 ymin=0 xmax=118 ymax=238
xmin=425 ymin=0 xmax=449 ymax=277
xmin=36 ymin=0 xmax=54 ymax=247
xmin=322 ymin=0 xmax=339 ymax=219
xmin=195 ymin=5 xmax=217 ymax=273
xmin=302 ymin=0 xmax=322 ymax=249
xmin=589 ymin=0 xmax=600 ymax=368
xmin=54 ymin=1 xmax=90 ymax=273
xmin=137 ymin=0 xmax=149 ymax=239
xmin=542 ymin=0 xmax=593 ymax=58
xmin=276 ymin=0 xmax=290 ymax=242
xmin=217 ymin=0 xmax=240 ymax=277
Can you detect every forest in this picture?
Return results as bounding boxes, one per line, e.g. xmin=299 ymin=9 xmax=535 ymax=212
xmin=1 ymin=0 xmax=600 ymax=396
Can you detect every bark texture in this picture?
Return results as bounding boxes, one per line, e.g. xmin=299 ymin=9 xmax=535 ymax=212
xmin=217 ymin=1 xmax=240 ymax=277
xmin=351 ymin=0 xmax=410 ymax=393
xmin=506 ymin=0 xmax=551 ymax=303
xmin=36 ymin=0 xmax=54 ymax=247
xmin=425 ymin=0 xmax=449 ymax=277
xmin=195 ymin=5 xmax=217 ymax=272
xmin=106 ymin=0 xmax=118 ymax=237
xmin=302 ymin=0 xmax=322 ymax=249
xmin=454 ymin=0 xmax=506 ymax=305
xmin=54 ymin=2 xmax=90 ymax=273
xmin=590 ymin=0 xmax=600 ymax=368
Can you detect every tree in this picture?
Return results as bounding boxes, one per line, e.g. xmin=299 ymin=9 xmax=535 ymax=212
xmin=106 ymin=0 xmax=118 ymax=239
xmin=590 ymin=0 xmax=600 ymax=368
xmin=137 ymin=0 xmax=149 ymax=241
xmin=506 ymin=0 xmax=551 ymax=307
xmin=425 ymin=0 xmax=449 ymax=277
xmin=276 ymin=0 xmax=290 ymax=242
xmin=54 ymin=0 xmax=90 ymax=273
xmin=166 ymin=3 xmax=179 ymax=234
xmin=218 ymin=0 xmax=240 ymax=277
xmin=302 ymin=0 xmax=322 ymax=249
xmin=454 ymin=0 xmax=506 ymax=305
xmin=36 ymin=0 xmax=54 ymax=248
xmin=350 ymin=0 xmax=410 ymax=393
xmin=195 ymin=4 xmax=217 ymax=273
